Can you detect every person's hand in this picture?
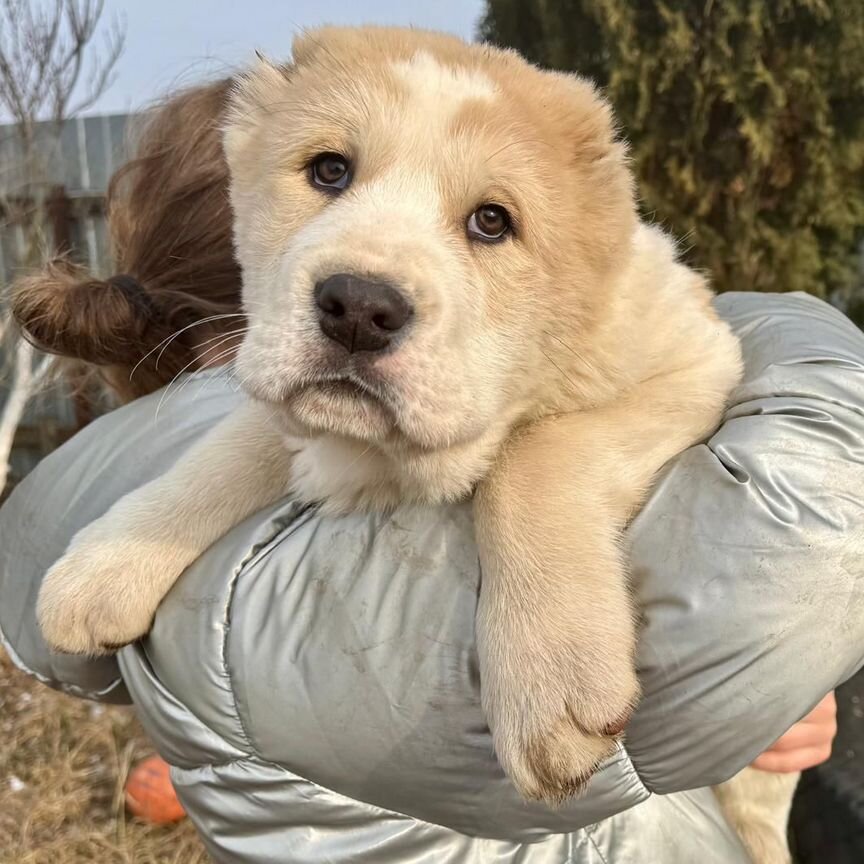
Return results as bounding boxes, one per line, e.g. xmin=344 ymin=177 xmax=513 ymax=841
xmin=752 ymin=692 xmax=837 ymax=773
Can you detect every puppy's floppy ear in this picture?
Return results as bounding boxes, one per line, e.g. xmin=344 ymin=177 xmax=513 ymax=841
xmin=558 ymin=71 xmax=634 ymax=203
xmin=223 ymin=57 xmax=293 ymax=168
xmin=546 ymin=71 xmax=628 ymax=166
xmin=541 ymin=70 xmax=637 ymax=272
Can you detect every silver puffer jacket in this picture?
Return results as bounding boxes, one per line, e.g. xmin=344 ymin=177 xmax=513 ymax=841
xmin=2 ymin=293 xmax=864 ymax=864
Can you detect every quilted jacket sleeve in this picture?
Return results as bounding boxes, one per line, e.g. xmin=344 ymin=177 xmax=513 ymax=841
xmin=627 ymin=291 xmax=864 ymax=792
xmin=0 ymin=293 xmax=862 ymax=852
xmin=0 ymin=371 xmax=244 ymax=703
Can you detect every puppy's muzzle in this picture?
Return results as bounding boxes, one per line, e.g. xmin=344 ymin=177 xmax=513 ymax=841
xmin=315 ymin=273 xmax=414 ymax=354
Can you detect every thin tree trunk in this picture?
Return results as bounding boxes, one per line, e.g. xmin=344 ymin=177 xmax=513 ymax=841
xmin=0 ymin=339 xmax=51 ymax=493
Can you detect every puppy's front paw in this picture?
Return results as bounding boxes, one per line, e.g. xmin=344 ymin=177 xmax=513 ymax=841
xmin=37 ymin=528 xmax=167 ymax=656
xmin=482 ymin=641 xmax=639 ymax=804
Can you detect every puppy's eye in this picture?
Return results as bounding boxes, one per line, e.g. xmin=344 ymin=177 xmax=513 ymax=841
xmin=310 ymin=153 xmax=351 ymax=191
xmin=467 ymin=204 xmax=512 ymax=242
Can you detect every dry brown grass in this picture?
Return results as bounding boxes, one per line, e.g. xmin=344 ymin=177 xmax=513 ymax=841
xmin=0 ymin=649 xmax=208 ymax=864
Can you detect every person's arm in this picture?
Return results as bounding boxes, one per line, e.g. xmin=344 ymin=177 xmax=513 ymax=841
xmin=113 ymin=293 xmax=864 ymax=846
xmin=2 ymin=292 xmax=862 ymax=842
xmin=626 ymin=291 xmax=864 ymax=793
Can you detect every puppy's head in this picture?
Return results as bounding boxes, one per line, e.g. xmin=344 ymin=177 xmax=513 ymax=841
xmin=226 ymin=27 xmax=635 ymax=460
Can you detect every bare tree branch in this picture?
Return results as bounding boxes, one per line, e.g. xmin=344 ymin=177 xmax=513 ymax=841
xmin=0 ymin=0 xmax=125 ymax=130
xmin=68 ymin=11 xmax=124 ymax=117
xmin=0 ymin=1 xmax=126 ymax=492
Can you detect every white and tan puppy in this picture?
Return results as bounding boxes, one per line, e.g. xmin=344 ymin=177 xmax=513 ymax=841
xmin=36 ymin=24 xmax=782 ymax=854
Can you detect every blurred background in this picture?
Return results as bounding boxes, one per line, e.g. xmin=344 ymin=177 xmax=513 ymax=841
xmin=0 ymin=1 xmax=862 ymax=861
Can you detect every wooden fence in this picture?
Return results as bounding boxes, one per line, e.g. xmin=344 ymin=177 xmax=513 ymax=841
xmin=1 ymin=113 xmax=133 ymax=486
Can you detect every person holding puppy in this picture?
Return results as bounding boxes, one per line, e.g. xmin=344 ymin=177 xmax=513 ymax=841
xmin=1 ymin=75 xmax=861 ymax=864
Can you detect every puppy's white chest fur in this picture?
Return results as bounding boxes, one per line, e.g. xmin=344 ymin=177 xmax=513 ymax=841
xmin=285 ymin=426 xmax=504 ymax=515
xmin=287 ymin=435 xmax=398 ymax=514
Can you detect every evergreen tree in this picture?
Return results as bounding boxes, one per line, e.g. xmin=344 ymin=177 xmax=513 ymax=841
xmin=480 ymin=0 xmax=864 ymax=312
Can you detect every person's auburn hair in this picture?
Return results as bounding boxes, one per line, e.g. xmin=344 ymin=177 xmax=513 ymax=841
xmin=11 ymin=78 xmax=242 ymax=403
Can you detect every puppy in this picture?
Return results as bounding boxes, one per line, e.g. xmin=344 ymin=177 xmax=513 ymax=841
xmin=38 ymin=25 xmax=786 ymax=860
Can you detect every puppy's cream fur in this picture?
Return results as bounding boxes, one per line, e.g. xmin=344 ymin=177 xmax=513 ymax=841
xmin=37 ymin=26 xmax=789 ymax=860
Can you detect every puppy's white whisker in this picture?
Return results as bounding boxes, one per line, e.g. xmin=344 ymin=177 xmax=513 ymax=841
xmin=181 ymin=331 xmax=242 ymax=374
xmin=190 ymin=327 xmax=249 ymax=353
xmin=190 ymin=362 xmax=237 ymax=403
xmin=154 ymin=315 xmax=245 ymax=370
xmin=153 ymin=337 xmax=241 ymax=422
xmin=233 ymin=362 xmax=273 ymax=396
xmin=173 ymin=347 xmax=240 ymax=401
xmin=175 ymin=344 xmax=241 ymax=402
xmin=130 ymin=313 xmax=246 ymax=383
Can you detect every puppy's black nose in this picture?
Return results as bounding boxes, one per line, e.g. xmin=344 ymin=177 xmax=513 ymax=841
xmin=315 ymin=273 xmax=413 ymax=353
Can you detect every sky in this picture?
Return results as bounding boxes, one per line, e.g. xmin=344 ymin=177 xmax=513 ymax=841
xmin=82 ymin=0 xmax=487 ymax=116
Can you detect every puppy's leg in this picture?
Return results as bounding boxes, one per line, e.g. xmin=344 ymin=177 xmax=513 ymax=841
xmin=474 ymin=365 xmax=735 ymax=803
xmin=38 ymin=401 xmax=294 ymax=655
xmin=714 ymin=768 xmax=800 ymax=864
